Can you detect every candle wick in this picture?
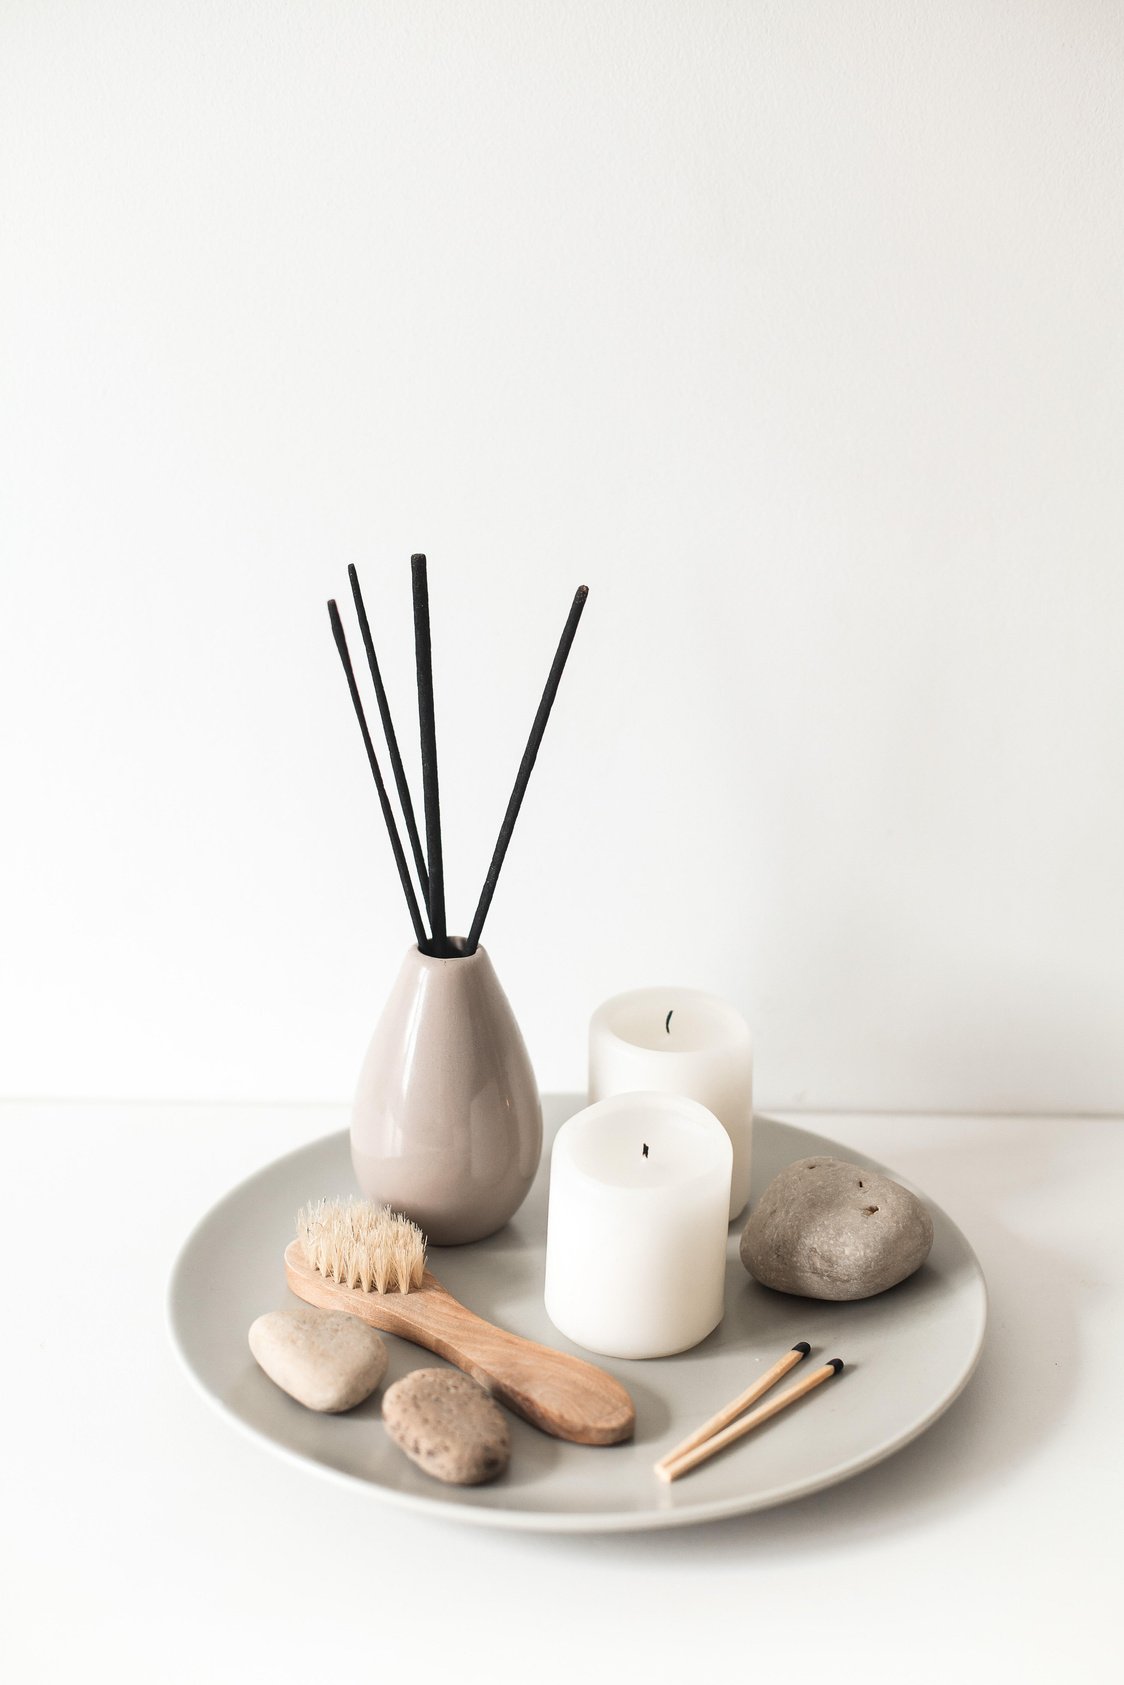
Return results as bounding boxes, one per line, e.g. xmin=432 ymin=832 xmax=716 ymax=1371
xmin=665 ymin=1010 xmax=673 ymax=1035
xmin=642 ymin=1142 xmax=649 ymax=1158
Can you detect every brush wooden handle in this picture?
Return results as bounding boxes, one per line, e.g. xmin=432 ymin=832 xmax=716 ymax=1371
xmin=284 ymin=1240 xmax=635 ymax=1445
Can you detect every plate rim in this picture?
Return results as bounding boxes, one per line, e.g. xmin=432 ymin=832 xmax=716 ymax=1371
xmin=167 ymin=1114 xmax=988 ymax=1533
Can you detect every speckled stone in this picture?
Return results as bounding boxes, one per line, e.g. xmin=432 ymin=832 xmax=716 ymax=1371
xmin=740 ymin=1156 xmax=935 ymax=1300
xmin=382 ymin=1368 xmax=511 ymax=1485
xmin=249 ymin=1307 xmax=388 ymax=1412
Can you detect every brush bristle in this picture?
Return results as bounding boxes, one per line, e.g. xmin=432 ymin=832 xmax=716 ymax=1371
xmin=296 ymin=1198 xmax=427 ymax=1294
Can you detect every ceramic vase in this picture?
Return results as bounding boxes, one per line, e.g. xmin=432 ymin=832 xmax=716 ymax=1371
xmin=350 ymin=940 xmax=542 ymax=1245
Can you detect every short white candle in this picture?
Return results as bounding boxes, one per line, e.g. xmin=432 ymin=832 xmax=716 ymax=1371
xmin=543 ymin=1092 xmax=732 ymax=1360
xmin=589 ymin=987 xmax=754 ymax=1220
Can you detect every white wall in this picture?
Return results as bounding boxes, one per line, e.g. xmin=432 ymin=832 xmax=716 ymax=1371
xmin=2 ymin=1 xmax=1122 ymax=1112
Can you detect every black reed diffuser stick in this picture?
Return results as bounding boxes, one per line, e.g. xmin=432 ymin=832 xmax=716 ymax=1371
xmin=348 ymin=564 xmax=431 ymax=911
xmin=328 ymin=599 xmax=429 ymax=947
xmin=411 ymin=553 xmax=447 ymax=949
xmin=466 ymin=584 xmax=589 ymax=954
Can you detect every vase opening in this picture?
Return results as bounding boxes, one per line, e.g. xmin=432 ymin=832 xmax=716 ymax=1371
xmin=416 ymin=933 xmax=471 ymax=960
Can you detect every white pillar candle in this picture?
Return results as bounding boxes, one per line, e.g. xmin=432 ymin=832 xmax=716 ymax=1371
xmin=543 ymin=1092 xmax=732 ymax=1360
xmin=589 ymin=987 xmax=754 ymax=1220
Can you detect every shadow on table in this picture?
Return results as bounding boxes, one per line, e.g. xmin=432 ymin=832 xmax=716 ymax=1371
xmin=516 ymin=1118 xmax=1091 ymax=1564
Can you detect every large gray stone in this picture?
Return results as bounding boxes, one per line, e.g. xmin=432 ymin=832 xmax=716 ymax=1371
xmin=740 ymin=1156 xmax=934 ymax=1300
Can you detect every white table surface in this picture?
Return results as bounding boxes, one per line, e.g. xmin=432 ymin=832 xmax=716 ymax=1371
xmin=5 ymin=1098 xmax=1120 ymax=1683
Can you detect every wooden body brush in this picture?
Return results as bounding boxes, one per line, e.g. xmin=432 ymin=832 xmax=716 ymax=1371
xmin=285 ymin=1200 xmax=635 ymax=1446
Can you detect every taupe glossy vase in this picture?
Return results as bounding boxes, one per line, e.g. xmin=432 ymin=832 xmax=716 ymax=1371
xmin=350 ymin=940 xmax=542 ymax=1245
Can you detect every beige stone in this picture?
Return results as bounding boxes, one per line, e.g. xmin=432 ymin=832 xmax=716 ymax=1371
xmin=249 ymin=1307 xmax=388 ymax=1412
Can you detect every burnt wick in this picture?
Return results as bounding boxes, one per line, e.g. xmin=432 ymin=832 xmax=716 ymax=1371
xmin=642 ymin=1142 xmax=650 ymax=1158
xmin=665 ymin=1010 xmax=673 ymax=1034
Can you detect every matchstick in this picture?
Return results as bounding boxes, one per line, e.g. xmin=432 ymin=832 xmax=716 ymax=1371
xmin=656 ymin=1359 xmax=845 ymax=1484
xmin=655 ymin=1343 xmax=811 ymax=1472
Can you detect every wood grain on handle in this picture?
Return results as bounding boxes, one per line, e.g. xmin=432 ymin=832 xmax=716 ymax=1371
xmin=284 ymin=1239 xmax=635 ymax=1445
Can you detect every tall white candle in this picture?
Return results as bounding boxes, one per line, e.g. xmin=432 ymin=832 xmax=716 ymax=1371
xmin=589 ymin=987 xmax=753 ymax=1220
xmin=543 ymin=1092 xmax=732 ymax=1360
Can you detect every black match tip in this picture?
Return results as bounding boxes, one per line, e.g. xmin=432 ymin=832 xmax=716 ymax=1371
xmin=827 ymin=1358 xmax=844 ymax=1375
xmin=347 ymin=562 xmax=358 ymax=581
xmin=793 ymin=1342 xmax=811 ymax=1357
xmin=576 ymin=584 xmax=589 ymax=599
xmin=411 ymin=552 xmax=427 ymax=566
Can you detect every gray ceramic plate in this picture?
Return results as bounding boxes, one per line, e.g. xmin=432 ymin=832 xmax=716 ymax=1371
xmin=168 ymin=1101 xmax=987 ymax=1533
